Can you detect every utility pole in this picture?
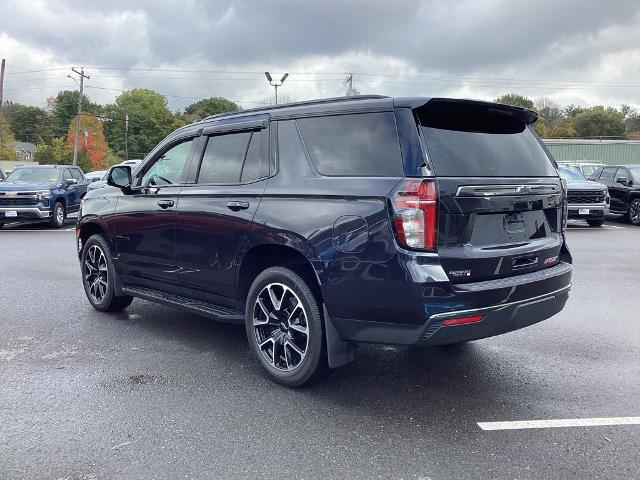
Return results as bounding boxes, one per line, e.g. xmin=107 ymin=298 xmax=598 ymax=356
xmin=124 ymin=107 xmax=129 ymax=160
xmin=264 ymin=72 xmax=289 ymax=105
xmin=69 ymin=67 xmax=90 ymax=166
xmin=0 ymin=59 xmax=6 ymax=118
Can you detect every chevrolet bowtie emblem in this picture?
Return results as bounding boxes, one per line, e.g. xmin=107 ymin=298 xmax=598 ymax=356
xmin=6 ymin=192 xmax=17 ymax=196
xmin=515 ymin=185 xmax=531 ymax=194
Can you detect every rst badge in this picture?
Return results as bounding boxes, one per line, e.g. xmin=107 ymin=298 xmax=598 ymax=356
xmin=544 ymin=256 xmax=558 ymax=265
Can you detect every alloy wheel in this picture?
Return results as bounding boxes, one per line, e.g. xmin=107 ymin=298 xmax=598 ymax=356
xmin=84 ymin=245 xmax=108 ymax=303
xmin=630 ymin=200 xmax=640 ymax=225
xmin=56 ymin=205 xmax=64 ymax=224
xmin=252 ymin=283 xmax=309 ymax=371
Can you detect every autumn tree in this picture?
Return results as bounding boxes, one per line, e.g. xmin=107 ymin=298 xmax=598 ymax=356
xmin=0 ymin=117 xmax=17 ymax=160
xmin=573 ymin=106 xmax=625 ymax=138
xmin=33 ymin=137 xmax=72 ymax=165
xmin=66 ymin=113 xmax=110 ymax=171
xmin=51 ymin=90 xmax=100 ymax=137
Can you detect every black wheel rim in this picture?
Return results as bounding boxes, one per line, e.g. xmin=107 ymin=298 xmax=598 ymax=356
xmin=252 ymin=283 xmax=309 ymax=372
xmin=84 ymin=245 xmax=108 ymax=302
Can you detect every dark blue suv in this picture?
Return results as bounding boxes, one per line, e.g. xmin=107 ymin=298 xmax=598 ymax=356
xmin=0 ymin=165 xmax=89 ymax=228
xmin=77 ymin=96 xmax=573 ymax=386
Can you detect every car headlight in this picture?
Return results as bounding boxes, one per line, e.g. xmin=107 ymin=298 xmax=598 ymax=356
xmin=35 ymin=190 xmax=52 ymax=199
xmin=604 ymin=189 xmax=610 ymax=203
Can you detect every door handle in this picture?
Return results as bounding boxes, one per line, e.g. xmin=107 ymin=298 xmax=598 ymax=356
xmin=157 ymin=199 xmax=175 ymax=209
xmin=226 ymin=201 xmax=249 ymax=211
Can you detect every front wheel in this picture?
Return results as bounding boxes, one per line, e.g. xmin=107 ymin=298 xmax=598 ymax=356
xmin=49 ymin=201 xmax=66 ymax=228
xmin=587 ymin=218 xmax=605 ymax=227
xmin=81 ymin=234 xmax=133 ymax=312
xmin=245 ymin=267 xmax=327 ymax=387
xmin=628 ymin=199 xmax=640 ymax=225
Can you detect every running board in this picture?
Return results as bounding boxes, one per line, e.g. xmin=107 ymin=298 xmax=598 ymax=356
xmin=122 ymin=285 xmax=244 ymax=323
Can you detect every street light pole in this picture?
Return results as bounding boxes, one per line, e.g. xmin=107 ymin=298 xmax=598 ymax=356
xmin=264 ymin=72 xmax=289 ymax=105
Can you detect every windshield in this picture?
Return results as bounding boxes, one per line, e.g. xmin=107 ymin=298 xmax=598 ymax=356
xmin=629 ymin=167 xmax=640 ymax=182
xmin=580 ymin=165 xmax=601 ymax=176
xmin=5 ymin=168 xmax=60 ymax=183
xmin=558 ymin=166 xmax=587 ymax=182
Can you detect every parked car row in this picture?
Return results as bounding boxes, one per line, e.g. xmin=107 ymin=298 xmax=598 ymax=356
xmin=588 ymin=165 xmax=640 ymax=225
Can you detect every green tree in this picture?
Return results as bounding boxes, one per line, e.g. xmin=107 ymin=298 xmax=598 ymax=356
xmin=33 ymin=137 xmax=72 ymax=165
xmin=0 ymin=117 xmax=17 ymax=160
xmin=51 ymin=90 xmax=100 ymax=137
xmin=564 ymin=105 xmax=584 ymax=118
xmin=495 ymin=93 xmax=535 ymax=110
xmin=4 ymin=102 xmax=54 ymax=143
xmin=182 ymin=97 xmax=240 ymax=122
xmin=573 ymin=106 xmax=625 ymax=138
xmin=103 ymin=88 xmax=181 ymax=158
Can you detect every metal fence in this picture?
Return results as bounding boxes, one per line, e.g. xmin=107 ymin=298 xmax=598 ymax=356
xmin=543 ymin=139 xmax=640 ymax=165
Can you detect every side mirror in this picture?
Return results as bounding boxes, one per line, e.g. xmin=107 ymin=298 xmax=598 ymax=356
xmin=108 ymin=165 xmax=132 ymax=189
xmin=616 ymin=177 xmax=629 ymax=186
xmin=90 ymin=177 xmax=100 ymax=183
xmin=66 ymin=178 xmax=77 ymax=186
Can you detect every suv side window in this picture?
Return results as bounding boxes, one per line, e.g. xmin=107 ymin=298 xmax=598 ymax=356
xmin=241 ymin=129 xmax=269 ymax=183
xmin=71 ymin=168 xmax=84 ymax=181
xmin=63 ymin=168 xmax=74 ymax=183
xmin=197 ymin=131 xmax=251 ymax=184
xmin=141 ymin=139 xmax=194 ymax=186
xmin=296 ymin=112 xmax=403 ymax=177
xmin=614 ymin=168 xmax=628 ymax=182
xmin=599 ymin=167 xmax=617 ymax=181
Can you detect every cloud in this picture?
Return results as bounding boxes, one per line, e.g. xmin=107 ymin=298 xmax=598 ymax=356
xmin=1 ymin=0 xmax=640 ymax=110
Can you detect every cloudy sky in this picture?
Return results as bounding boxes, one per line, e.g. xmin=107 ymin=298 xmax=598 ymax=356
xmin=1 ymin=0 xmax=640 ymax=111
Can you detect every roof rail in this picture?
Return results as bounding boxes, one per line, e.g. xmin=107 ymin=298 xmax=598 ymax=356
xmin=202 ymin=95 xmax=390 ymax=122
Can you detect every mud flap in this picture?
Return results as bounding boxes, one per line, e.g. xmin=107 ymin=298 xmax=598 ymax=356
xmin=323 ymin=305 xmax=357 ymax=369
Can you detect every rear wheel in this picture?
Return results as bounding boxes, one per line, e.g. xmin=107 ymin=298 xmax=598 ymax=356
xmin=49 ymin=201 xmax=66 ymax=228
xmin=245 ymin=266 xmax=327 ymax=387
xmin=628 ymin=199 xmax=640 ymax=225
xmin=586 ymin=218 xmax=604 ymax=227
xmin=81 ymin=234 xmax=133 ymax=312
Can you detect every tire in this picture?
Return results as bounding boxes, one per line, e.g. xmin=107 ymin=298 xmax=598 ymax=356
xmin=245 ymin=266 xmax=327 ymax=387
xmin=49 ymin=201 xmax=66 ymax=228
xmin=81 ymin=234 xmax=134 ymax=312
xmin=628 ymin=198 xmax=640 ymax=226
xmin=586 ymin=218 xmax=605 ymax=227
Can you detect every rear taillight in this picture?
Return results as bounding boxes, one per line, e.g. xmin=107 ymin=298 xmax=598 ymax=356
xmin=560 ymin=179 xmax=568 ymax=233
xmin=390 ymin=179 xmax=437 ymax=250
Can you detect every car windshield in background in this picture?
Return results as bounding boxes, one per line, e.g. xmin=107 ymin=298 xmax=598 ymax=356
xmin=580 ymin=165 xmax=601 ymax=176
xmin=558 ymin=166 xmax=587 ymax=182
xmin=6 ymin=168 xmax=59 ymax=183
xmin=418 ymin=105 xmax=556 ymax=177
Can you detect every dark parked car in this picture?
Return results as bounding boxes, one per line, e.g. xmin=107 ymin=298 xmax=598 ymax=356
xmin=589 ymin=164 xmax=640 ymax=225
xmin=558 ymin=166 xmax=609 ymax=227
xmin=1 ymin=165 xmax=89 ymax=228
xmin=77 ymin=96 xmax=572 ymax=386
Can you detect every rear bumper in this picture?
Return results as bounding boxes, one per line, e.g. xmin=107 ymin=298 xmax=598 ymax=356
xmin=0 ymin=207 xmax=51 ymax=220
xmin=331 ymin=260 xmax=572 ymax=346
xmin=567 ymin=202 xmax=608 ymax=219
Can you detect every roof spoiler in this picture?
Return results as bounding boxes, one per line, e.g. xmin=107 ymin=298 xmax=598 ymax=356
xmin=398 ymin=97 xmax=538 ymax=124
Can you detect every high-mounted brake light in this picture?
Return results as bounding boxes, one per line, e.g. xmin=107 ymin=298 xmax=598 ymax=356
xmin=390 ymin=179 xmax=437 ymax=250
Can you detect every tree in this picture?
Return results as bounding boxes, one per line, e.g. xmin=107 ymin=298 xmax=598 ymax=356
xmin=182 ymin=97 xmax=240 ymax=122
xmin=33 ymin=137 xmax=72 ymax=165
xmin=495 ymin=93 xmax=535 ymax=110
xmin=564 ymin=105 xmax=584 ymax=118
xmin=3 ymin=102 xmax=54 ymax=143
xmin=0 ymin=117 xmax=17 ymax=160
xmin=573 ymin=106 xmax=625 ymax=138
xmin=103 ymin=88 xmax=181 ymax=159
xmin=51 ymin=90 xmax=100 ymax=137
xmin=66 ymin=113 xmax=110 ymax=171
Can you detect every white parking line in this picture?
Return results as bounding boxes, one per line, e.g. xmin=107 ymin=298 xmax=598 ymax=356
xmin=1 ymin=228 xmax=74 ymax=232
xmin=478 ymin=416 xmax=640 ymax=431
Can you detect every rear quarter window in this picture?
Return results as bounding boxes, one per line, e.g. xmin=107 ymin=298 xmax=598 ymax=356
xmin=297 ymin=112 xmax=403 ymax=177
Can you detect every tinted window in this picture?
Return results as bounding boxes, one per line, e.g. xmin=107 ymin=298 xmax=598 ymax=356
xmin=419 ymin=111 xmax=556 ymax=177
xmin=277 ymin=120 xmax=309 ymax=174
xmin=142 ymin=139 xmax=193 ymax=186
xmin=71 ymin=168 xmax=84 ymax=181
xmin=198 ymin=132 xmax=251 ymax=184
xmin=63 ymin=168 xmax=74 ymax=181
xmin=297 ymin=113 xmax=403 ymax=176
xmin=241 ymin=130 xmax=269 ymax=183
xmin=580 ymin=165 xmax=600 ymax=176
xmin=599 ymin=167 xmax=617 ymax=181
xmin=614 ymin=168 xmax=628 ymax=181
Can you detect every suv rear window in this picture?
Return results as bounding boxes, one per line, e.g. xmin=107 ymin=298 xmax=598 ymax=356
xmin=418 ymin=104 xmax=556 ymax=177
xmin=297 ymin=112 xmax=403 ymax=177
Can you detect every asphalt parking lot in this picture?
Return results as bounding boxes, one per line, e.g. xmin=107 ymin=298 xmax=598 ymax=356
xmin=0 ymin=217 xmax=638 ymax=479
